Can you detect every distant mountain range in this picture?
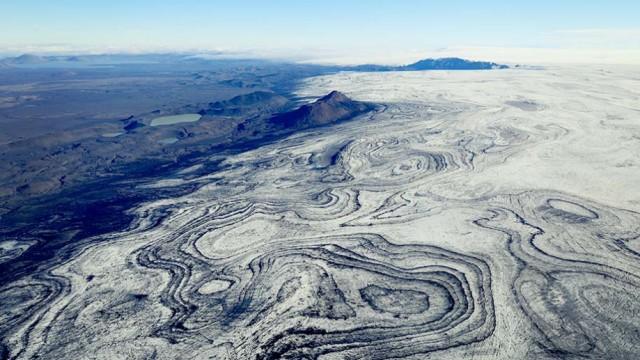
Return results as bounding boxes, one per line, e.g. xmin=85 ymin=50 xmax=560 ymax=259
xmin=0 ymin=53 xmax=209 ymax=67
xmin=4 ymin=54 xmax=49 ymax=64
xmin=0 ymin=53 xmax=508 ymax=70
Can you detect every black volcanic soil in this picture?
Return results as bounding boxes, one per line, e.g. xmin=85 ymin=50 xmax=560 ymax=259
xmin=199 ymin=91 xmax=288 ymax=117
xmin=1 ymin=54 xmax=503 ymax=287
xmin=0 ymin=89 xmax=375 ymax=287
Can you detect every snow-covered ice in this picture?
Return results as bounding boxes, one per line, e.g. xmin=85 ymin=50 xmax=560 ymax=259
xmin=4 ymin=66 xmax=640 ymax=359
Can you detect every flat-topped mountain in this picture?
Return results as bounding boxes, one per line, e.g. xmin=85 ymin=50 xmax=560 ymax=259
xmin=403 ymin=57 xmax=507 ymax=70
xmin=350 ymin=57 xmax=508 ymax=71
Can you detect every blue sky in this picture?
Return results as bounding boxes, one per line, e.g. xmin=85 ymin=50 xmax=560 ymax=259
xmin=1 ymin=0 xmax=639 ymax=63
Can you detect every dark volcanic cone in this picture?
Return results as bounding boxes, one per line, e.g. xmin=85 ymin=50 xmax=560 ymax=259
xmin=269 ymin=91 xmax=373 ymax=129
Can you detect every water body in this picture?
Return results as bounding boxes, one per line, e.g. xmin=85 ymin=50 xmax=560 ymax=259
xmin=150 ymin=113 xmax=201 ymax=127
xmin=159 ymin=137 xmax=179 ymax=145
xmin=101 ymin=132 xmax=124 ymax=137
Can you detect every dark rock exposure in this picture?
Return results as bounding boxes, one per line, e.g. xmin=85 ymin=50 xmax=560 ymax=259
xmin=269 ymin=90 xmax=374 ymax=129
xmin=198 ymin=91 xmax=288 ymax=117
xmin=0 ymin=64 xmax=375 ymax=300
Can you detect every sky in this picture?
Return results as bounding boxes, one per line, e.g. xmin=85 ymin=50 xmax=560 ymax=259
xmin=1 ymin=0 xmax=639 ymax=64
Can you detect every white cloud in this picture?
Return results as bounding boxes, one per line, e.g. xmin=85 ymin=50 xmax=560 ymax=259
xmin=431 ymin=46 xmax=640 ymax=65
xmin=2 ymin=39 xmax=640 ymax=66
xmin=546 ymin=28 xmax=640 ymax=49
xmin=302 ymin=46 xmax=640 ymax=66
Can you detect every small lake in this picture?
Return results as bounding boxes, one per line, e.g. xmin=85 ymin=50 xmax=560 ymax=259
xmin=102 ymin=132 xmax=123 ymax=138
xmin=150 ymin=113 xmax=201 ymax=127
xmin=159 ymin=137 xmax=179 ymax=145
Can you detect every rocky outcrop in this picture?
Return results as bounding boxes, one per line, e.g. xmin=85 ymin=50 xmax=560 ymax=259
xmin=268 ymin=91 xmax=373 ymax=129
xmin=199 ymin=91 xmax=288 ymax=117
